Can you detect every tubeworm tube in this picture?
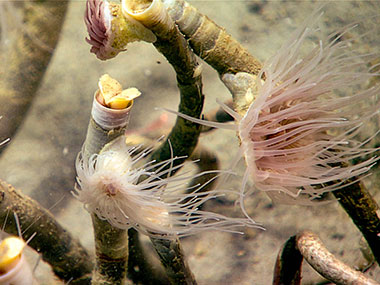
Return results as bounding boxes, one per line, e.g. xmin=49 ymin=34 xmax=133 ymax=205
xmin=162 ymin=0 xmax=262 ymax=76
xmin=273 ymin=231 xmax=379 ymax=285
xmin=0 ymin=180 xmax=93 ymax=284
xmin=82 ymin=74 xmax=140 ymax=161
xmin=78 ymin=75 xmax=141 ymax=285
xmin=0 ymin=237 xmax=34 ymax=285
xmin=297 ymin=231 xmax=378 ymax=285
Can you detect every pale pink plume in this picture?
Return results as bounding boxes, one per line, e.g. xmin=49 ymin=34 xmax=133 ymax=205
xmin=237 ymin=12 xmax=380 ymax=204
xmin=166 ymin=11 xmax=380 ymax=206
xmin=84 ymin=0 xmax=121 ymax=60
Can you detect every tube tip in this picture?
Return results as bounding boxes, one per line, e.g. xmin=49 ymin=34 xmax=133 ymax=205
xmin=0 ymin=237 xmax=25 ymax=273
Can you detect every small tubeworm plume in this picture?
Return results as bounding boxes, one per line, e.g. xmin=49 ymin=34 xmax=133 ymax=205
xmin=84 ymin=0 xmax=156 ymax=60
xmin=74 ymin=137 xmax=261 ymax=239
xmin=165 ymin=10 xmax=380 ymax=207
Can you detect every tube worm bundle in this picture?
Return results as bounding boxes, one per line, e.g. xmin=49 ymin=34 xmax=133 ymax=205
xmin=75 ymin=71 xmax=259 ymax=239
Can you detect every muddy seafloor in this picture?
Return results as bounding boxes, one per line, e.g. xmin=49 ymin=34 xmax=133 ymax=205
xmin=1 ymin=1 xmax=380 ymax=284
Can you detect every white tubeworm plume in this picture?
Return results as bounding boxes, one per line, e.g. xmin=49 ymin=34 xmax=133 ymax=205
xmin=84 ymin=0 xmax=156 ymax=60
xmin=74 ymin=137 xmax=261 ymax=239
xmin=165 ymin=10 xmax=380 ymax=207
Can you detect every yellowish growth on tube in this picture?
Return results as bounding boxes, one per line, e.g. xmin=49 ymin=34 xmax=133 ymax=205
xmin=122 ymin=0 xmax=171 ymax=30
xmin=108 ymin=1 xmax=157 ymax=47
xmin=0 ymin=236 xmax=25 ymax=274
xmin=98 ymin=74 xmax=141 ymax=109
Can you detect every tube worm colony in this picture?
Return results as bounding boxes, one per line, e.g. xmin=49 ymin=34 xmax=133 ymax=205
xmin=75 ymin=74 xmax=259 ymax=239
xmin=0 ymin=0 xmax=376 ymax=283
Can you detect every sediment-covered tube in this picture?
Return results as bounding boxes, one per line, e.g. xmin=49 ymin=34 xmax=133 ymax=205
xmin=162 ymin=0 xmax=262 ymax=76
